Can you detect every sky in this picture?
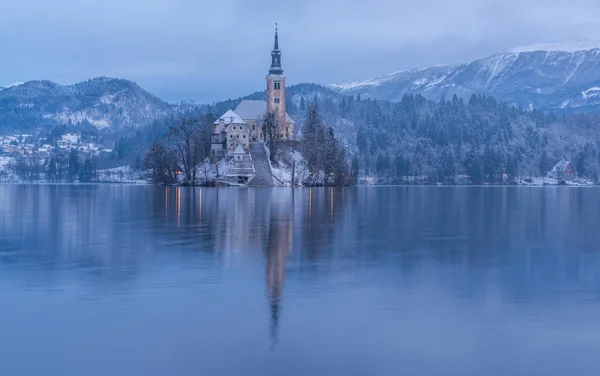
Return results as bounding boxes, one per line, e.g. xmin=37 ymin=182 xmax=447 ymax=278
xmin=1 ymin=0 xmax=600 ymax=103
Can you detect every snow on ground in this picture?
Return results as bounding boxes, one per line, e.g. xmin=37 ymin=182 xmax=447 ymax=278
xmin=62 ymin=133 xmax=80 ymax=144
xmin=271 ymin=148 xmax=308 ymax=186
xmin=97 ymin=165 xmax=146 ymax=183
xmin=0 ymin=156 xmax=13 ymax=170
xmin=519 ymin=177 xmax=595 ymax=186
xmin=199 ymin=159 xmax=230 ymax=184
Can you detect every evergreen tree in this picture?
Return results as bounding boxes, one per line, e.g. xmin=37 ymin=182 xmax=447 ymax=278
xmin=79 ymin=158 xmax=96 ymax=182
xmin=68 ymin=148 xmax=80 ymax=180
xmin=540 ymin=149 xmax=551 ymax=177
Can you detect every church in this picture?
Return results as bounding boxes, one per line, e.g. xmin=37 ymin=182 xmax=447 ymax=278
xmin=211 ymin=27 xmax=295 ymax=158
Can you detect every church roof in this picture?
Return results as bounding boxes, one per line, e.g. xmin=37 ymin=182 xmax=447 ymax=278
xmin=235 ymin=100 xmax=295 ymax=124
xmin=235 ymin=100 xmax=267 ymax=121
xmin=214 ymin=109 xmax=246 ymax=125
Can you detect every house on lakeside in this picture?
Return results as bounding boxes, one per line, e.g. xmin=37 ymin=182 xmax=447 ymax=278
xmin=227 ymin=144 xmax=254 ymax=181
xmin=211 ymin=110 xmax=251 ymax=157
xmin=211 ymin=26 xmax=296 ymax=159
xmin=549 ymin=159 xmax=575 ymax=182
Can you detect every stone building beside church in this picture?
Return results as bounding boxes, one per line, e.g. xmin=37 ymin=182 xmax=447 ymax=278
xmin=212 ymin=27 xmax=295 ymax=157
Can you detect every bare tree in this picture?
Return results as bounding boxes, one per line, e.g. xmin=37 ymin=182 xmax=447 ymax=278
xmin=264 ymin=112 xmax=282 ymax=163
xmin=144 ymin=142 xmax=178 ymax=185
xmin=167 ymin=118 xmax=200 ymax=184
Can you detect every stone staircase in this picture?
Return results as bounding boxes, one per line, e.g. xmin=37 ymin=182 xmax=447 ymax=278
xmin=248 ymin=142 xmax=275 ymax=187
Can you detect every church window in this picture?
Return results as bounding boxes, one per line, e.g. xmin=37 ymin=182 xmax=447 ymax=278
xmin=243 ymin=135 xmax=246 ymax=138
xmin=274 ymin=82 xmax=281 ymax=90
xmin=252 ymin=125 xmax=255 ymax=130
xmin=274 ymin=98 xmax=280 ymax=104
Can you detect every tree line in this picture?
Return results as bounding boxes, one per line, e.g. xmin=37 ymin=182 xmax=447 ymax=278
xmin=286 ymin=88 xmax=600 ymax=184
xmin=143 ymin=114 xmax=215 ymax=185
xmin=300 ymin=103 xmax=356 ymax=186
xmin=6 ymin=149 xmax=98 ymax=182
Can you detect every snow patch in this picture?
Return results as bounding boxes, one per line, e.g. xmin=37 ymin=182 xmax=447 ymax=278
xmin=51 ymin=109 xmax=112 ymax=129
xmin=412 ymin=78 xmax=429 ymax=87
xmin=0 ymin=156 xmax=13 ymax=170
xmin=271 ymin=149 xmax=308 ymax=186
xmin=582 ymin=87 xmax=600 ymax=99
xmin=100 ymin=93 xmax=118 ymax=104
xmin=62 ymin=133 xmax=80 ymax=144
xmin=329 ymin=67 xmax=431 ymax=91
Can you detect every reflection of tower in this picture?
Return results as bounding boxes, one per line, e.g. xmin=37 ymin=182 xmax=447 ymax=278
xmin=265 ymin=190 xmax=294 ymax=350
xmin=266 ymin=219 xmax=287 ymax=349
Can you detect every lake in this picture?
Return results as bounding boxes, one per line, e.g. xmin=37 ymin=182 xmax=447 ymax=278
xmin=1 ymin=185 xmax=600 ymax=375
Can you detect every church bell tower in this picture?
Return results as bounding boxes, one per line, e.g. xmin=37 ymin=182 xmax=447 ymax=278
xmin=266 ymin=24 xmax=290 ymax=140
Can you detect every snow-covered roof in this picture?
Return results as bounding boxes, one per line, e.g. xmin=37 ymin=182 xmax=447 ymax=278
xmin=234 ymin=99 xmax=295 ymax=124
xmin=235 ymin=100 xmax=267 ymax=121
xmin=551 ymin=159 xmax=572 ymax=172
xmin=214 ymin=110 xmax=246 ymax=125
xmin=232 ymin=144 xmax=247 ymax=155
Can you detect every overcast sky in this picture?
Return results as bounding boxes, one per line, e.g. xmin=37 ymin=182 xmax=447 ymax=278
xmin=1 ymin=0 xmax=600 ymax=103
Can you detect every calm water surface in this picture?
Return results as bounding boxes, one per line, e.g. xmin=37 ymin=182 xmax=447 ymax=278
xmin=1 ymin=185 xmax=600 ymax=375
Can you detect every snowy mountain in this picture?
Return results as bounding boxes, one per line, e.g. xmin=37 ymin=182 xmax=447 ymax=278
xmin=329 ymin=40 xmax=600 ymax=110
xmin=0 ymin=77 xmax=173 ymax=131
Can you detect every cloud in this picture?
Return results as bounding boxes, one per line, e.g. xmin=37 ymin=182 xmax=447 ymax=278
xmin=1 ymin=0 xmax=600 ymax=102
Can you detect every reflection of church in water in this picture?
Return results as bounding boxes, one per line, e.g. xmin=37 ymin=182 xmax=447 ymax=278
xmin=265 ymin=199 xmax=292 ymax=348
xmin=166 ymin=187 xmax=345 ymax=348
xmin=206 ymin=188 xmax=294 ymax=348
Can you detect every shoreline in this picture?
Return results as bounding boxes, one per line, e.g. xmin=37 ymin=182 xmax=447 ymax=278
xmin=1 ymin=181 xmax=599 ymax=188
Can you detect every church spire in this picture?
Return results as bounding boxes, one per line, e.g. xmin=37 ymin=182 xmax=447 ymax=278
xmin=269 ymin=23 xmax=283 ymax=75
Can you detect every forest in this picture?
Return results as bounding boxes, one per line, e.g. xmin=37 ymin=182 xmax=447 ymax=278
xmin=284 ymin=87 xmax=600 ymax=184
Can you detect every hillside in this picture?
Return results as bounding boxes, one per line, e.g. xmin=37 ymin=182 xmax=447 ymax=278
xmin=330 ymin=41 xmax=600 ymax=111
xmin=0 ymin=77 xmax=174 ymax=132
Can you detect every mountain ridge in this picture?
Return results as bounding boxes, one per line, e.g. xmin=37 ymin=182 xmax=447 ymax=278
xmin=0 ymin=77 xmax=173 ymax=131
xmin=329 ymin=41 xmax=600 ymax=110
